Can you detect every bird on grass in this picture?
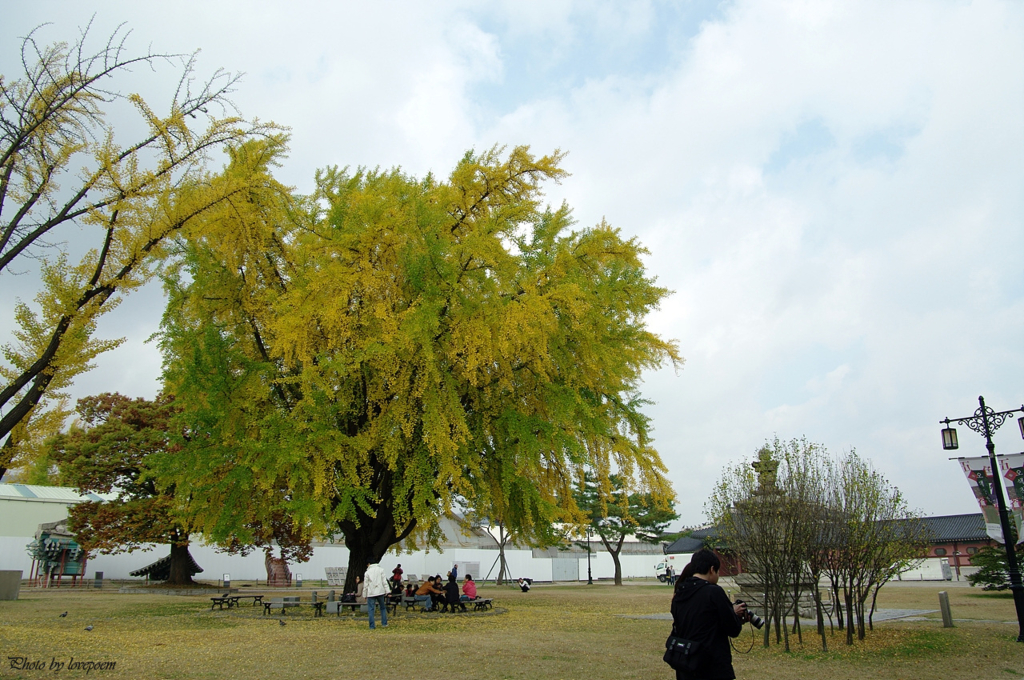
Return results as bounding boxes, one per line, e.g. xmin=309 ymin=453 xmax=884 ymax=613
xmin=59 ymin=612 xmax=67 ymax=618
xmin=278 ymin=620 xmax=286 ymax=627
xmin=84 ymin=625 xmax=93 ymax=631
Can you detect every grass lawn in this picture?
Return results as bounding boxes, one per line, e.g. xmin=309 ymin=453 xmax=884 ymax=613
xmin=0 ymin=580 xmax=1021 ymax=679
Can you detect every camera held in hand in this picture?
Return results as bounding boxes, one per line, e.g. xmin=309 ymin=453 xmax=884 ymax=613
xmin=733 ymin=599 xmax=764 ymax=630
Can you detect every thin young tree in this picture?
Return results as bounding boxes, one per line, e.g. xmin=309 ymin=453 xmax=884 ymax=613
xmin=0 ymin=21 xmax=271 ymax=478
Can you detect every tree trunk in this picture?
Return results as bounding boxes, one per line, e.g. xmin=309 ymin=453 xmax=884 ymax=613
xmin=813 ymin=585 xmax=827 ymax=652
xmin=844 ymin=589 xmax=855 ymax=646
xmin=338 ymin=500 xmax=417 ymax=593
xmin=0 ymin=435 xmax=16 ymax=480
xmin=601 ymin=535 xmax=625 ymax=586
xmin=774 ymin=603 xmax=782 ymax=644
xmin=869 ymin=586 xmax=880 ymax=631
xmin=791 ymin=580 xmax=803 ymax=644
xmin=335 ymin=461 xmax=418 ymax=593
xmin=166 ymin=543 xmax=196 ymax=586
xmin=496 ymin=525 xmax=511 ymax=584
xmin=782 ymin=596 xmax=791 ymax=652
xmin=833 ymin=582 xmax=844 ymax=630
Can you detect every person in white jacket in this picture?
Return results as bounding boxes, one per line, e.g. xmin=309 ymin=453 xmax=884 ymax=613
xmin=363 ymin=559 xmax=390 ymax=629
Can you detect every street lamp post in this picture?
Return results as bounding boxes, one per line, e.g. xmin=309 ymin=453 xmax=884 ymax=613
xmin=941 ymin=395 xmax=1024 ymax=642
xmin=587 ymin=527 xmax=593 ymax=585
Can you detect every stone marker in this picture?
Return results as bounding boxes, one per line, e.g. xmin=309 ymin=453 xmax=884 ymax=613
xmin=328 ymin=590 xmax=336 ymax=602
xmin=0 ymin=571 xmax=22 ymax=600
xmin=938 ymin=591 xmax=954 ymax=628
xmin=93 ymin=572 xmax=103 ymax=589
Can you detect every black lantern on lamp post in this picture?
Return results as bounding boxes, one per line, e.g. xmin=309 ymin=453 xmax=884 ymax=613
xmin=586 ymin=527 xmax=594 ymax=585
xmin=940 ymin=395 xmax=1024 ymax=642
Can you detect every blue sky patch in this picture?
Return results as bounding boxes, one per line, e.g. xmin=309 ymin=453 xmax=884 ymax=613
xmin=766 ymin=117 xmax=836 ymax=173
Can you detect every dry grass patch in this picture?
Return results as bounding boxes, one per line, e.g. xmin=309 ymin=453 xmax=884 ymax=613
xmin=0 ymin=581 xmax=1021 ymax=680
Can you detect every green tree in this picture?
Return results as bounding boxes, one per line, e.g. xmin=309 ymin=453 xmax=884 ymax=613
xmin=157 ymin=146 xmax=680 ymax=591
xmin=577 ymin=472 xmax=678 ymax=585
xmin=966 ymin=523 xmax=1018 ymax=589
xmin=47 ymin=393 xmax=201 ymax=584
xmin=0 ymin=22 xmax=270 ymax=478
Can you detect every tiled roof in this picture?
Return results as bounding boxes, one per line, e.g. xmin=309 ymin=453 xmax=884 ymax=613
xmin=918 ymin=513 xmax=988 ymax=543
xmin=129 ymin=552 xmax=204 ymax=579
xmin=672 ymin=513 xmax=988 ymax=546
xmin=664 ymin=536 xmax=705 ymax=554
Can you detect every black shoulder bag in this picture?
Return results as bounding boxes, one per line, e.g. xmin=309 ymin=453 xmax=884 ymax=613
xmin=663 ymin=627 xmax=702 ymax=673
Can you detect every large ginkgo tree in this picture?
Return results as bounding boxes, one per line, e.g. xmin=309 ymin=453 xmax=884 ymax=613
xmin=156 ymin=144 xmax=680 ymax=589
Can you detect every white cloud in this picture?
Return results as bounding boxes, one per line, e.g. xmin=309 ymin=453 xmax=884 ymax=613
xmin=2 ymin=0 xmax=1021 ymax=525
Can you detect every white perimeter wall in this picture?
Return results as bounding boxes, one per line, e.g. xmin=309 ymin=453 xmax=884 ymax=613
xmin=0 ymin=536 xmax=669 ymax=583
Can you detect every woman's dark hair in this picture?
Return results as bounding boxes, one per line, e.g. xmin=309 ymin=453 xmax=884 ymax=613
xmin=674 ymin=549 xmax=721 ymax=597
xmin=465 ymin=574 xmax=473 ymax=581
xmin=683 ymin=549 xmax=721 ymax=579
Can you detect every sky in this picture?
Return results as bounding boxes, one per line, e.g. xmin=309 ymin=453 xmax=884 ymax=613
xmin=2 ymin=0 xmax=1023 ymax=527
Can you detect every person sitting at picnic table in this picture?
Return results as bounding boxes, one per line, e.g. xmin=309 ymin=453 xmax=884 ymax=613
xmin=404 ymin=582 xmax=417 ymax=598
xmin=444 ymin=573 xmax=466 ymax=612
xmin=461 ymin=574 xmax=477 ymax=601
xmin=389 ymin=578 xmax=404 ymax=596
xmin=517 ymin=577 xmax=531 ymax=593
xmin=415 ymin=577 xmax=443 ymax=611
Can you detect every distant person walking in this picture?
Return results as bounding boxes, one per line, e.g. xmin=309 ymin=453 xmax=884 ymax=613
xmin=363 ymin=558 xmax=390 ymax=630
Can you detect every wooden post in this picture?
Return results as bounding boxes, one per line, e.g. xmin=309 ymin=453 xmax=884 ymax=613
xmin=938 ymin=591 xmax=954 ymax=628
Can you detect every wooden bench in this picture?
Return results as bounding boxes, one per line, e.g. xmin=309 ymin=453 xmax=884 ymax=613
xmin=324 ymin=597 xmax=400 ymax=617
xmin=210 ymin=595 xmax=241 ymax=610
xmin=434 ymin=597 xmax=492 ymax=612
xmin=470 ymin=598 xmax=493 ymax=611
xmin=263 ymin=596 xmax=302 ymax=615
xmin=403 ymin=596 xmax=491 ymax=612
xmin=238 ymin=595 xmax=264 ymax=607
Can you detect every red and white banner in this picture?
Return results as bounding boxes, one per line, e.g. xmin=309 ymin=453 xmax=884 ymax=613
xmin=958 ymin=456 xmax=1005 ymax=543
xmin=997 ymin=453 xmax=1024 ymax=545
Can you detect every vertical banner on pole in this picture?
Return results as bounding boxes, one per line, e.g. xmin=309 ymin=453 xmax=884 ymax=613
xmin=998 ymin=453 xmax=1024 ymax=544
xmin=959 ymin=456 xmax=1005 ymax=543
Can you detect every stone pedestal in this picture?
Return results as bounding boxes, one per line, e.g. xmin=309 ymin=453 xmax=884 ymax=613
xmin=0 ymin=571 xmax=23 ymax=600
xmin=733 ymin=572 xmax=818 ymax=619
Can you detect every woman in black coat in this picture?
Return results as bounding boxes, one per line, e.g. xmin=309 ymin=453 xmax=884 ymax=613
xmin=444 ymin=574 xmax=466 ymax=612
xmin=670 ymin=549 xmax=746 ymax=680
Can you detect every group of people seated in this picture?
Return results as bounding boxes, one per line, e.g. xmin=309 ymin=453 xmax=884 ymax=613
xmin=410 ymin=572 xmax=478 ymax=612
xmin=343 ymin=562 xmax=503 ymax=613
